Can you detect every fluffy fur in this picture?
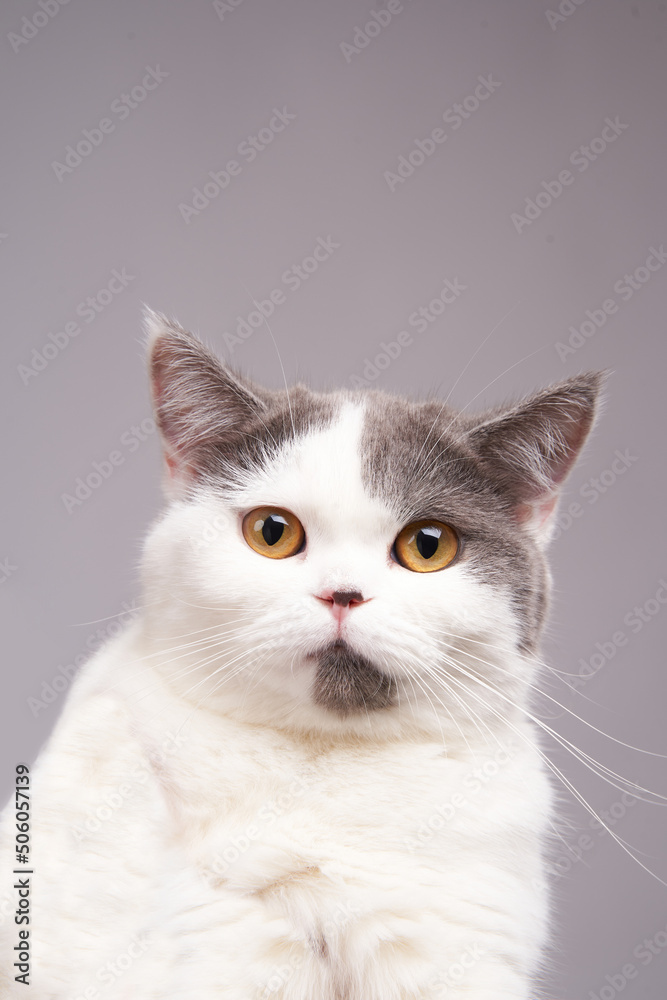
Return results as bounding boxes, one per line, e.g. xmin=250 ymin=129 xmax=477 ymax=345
xmin=0 ymin=311 xmax=604 ymax=998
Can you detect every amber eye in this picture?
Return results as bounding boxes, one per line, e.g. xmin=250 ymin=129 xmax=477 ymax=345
xmin=393 ymin=520 xmax=458 ymax=573
xmin=242 ymin=507 xmax=305 ymax=559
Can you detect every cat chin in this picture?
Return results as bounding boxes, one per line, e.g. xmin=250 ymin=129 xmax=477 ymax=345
xmin=306 ymin=639 xmax=395 ymax=717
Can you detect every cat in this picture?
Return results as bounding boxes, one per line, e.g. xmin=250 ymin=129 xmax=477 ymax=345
xmin=0 ymin=308 xmax=604 ymax=999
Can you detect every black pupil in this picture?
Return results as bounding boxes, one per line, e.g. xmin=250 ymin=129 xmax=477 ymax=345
xmin=416 ymin=527 xmax=441 ymax=560
xmin=262 ymin=514 xmax=287 ymax=546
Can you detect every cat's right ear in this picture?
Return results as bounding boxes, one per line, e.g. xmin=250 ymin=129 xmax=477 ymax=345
xmin=144 ymin=308 xmax=267 ymax=495
xmin=466 ymin=371 xmax=606 ymax=544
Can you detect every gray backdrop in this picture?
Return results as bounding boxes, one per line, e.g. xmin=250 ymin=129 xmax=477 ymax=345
xmin=1 ymin=1 xmax=666 ymax=996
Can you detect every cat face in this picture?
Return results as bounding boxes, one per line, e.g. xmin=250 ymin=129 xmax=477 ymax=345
xmin=140 ymin=310 xmax=603 ymax=736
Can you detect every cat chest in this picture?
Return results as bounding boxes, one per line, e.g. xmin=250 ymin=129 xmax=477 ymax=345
xmin=144 ymin=741 xmax=540 ymax=996
xmin=185 ymin=749 xmax=519 ymax=901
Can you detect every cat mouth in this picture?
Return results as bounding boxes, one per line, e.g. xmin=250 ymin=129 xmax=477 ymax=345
xmin=308 ymin=639 xmax=395 ymax=717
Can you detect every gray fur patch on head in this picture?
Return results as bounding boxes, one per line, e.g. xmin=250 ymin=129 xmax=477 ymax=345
xmin=210 ymin=383 xmax=337 ymax=491
xmin=358 ymin=375 xmax=603 ymax=652
xmin=311 ymin=641 xmax=396 ymax=716
xmin=146 ymin=309 xmax=337 ymax=490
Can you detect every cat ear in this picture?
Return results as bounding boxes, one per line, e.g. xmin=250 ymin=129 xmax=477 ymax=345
xmin=467 ymin=372 xmax=606 ymax=542
xmin=144 ymin=308 xmax=267 ymax=493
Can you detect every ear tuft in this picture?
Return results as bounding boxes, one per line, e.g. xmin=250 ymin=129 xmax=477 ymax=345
xmin=143 ymin=308 xmax=266 ymax=494
xmin=142 ymin=305 xmax=184 ymax=349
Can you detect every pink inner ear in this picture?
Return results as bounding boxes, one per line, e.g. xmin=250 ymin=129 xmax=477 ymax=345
xmin=151 ymin=363 xmax=191 ymax=479
xmin=517 ymin=495 xmax=558 ymax=529
xmin=163 ymin=449 xmax=198 ymax=487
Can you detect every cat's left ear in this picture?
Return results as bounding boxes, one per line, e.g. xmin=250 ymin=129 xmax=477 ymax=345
xmin=144 ymin=308 xmax=267 ymax=495
xmin=467 ymin=372 xmax=607 ymax=544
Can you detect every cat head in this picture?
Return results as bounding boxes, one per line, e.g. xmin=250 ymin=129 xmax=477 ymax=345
xmin=140 ymin=309 xmax=604 ymax=738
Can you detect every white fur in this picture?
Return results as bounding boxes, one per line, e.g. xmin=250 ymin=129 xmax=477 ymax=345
xmin=0 ymin=404 xmax=552 ymax=999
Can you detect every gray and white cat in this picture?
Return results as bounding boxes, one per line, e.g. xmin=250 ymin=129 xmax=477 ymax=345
xmin=0 ymin=310 xmax=604 ymax=998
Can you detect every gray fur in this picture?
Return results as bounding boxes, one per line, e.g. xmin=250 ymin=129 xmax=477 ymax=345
xmin=359 ymin=376 xmax=604 ymax=652
xmin=147 ymin=310 xmax=336 ymax=489
xmin=310 ymin=641 xmax=396 ymax=716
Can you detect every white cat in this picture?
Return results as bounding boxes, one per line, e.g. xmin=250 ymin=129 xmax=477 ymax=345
xmin=0 ymin=310 xmax=604 ymax=998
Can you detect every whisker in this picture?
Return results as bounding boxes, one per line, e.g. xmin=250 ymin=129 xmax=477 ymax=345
xmin=430 ymin=628 xmax=667 ymax=760
xmin=430 ymin=663 xmax=667 ymax=887
xmin=435 ymin=653 xmax=667 ymax=806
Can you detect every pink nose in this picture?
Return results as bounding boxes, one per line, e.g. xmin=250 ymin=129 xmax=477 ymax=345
xmin=315 ymin=590 xmax=367 ymax=622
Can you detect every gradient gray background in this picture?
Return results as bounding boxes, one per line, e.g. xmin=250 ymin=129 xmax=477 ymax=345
xmin=1 ymin=1 xmax=666 ymax=996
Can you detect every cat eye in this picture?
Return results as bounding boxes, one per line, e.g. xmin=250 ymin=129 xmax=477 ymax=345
xmin=393 ymin=520 xmax=459 ymax=573
xmin=242 ymin=507 xmax=305 ymax=559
